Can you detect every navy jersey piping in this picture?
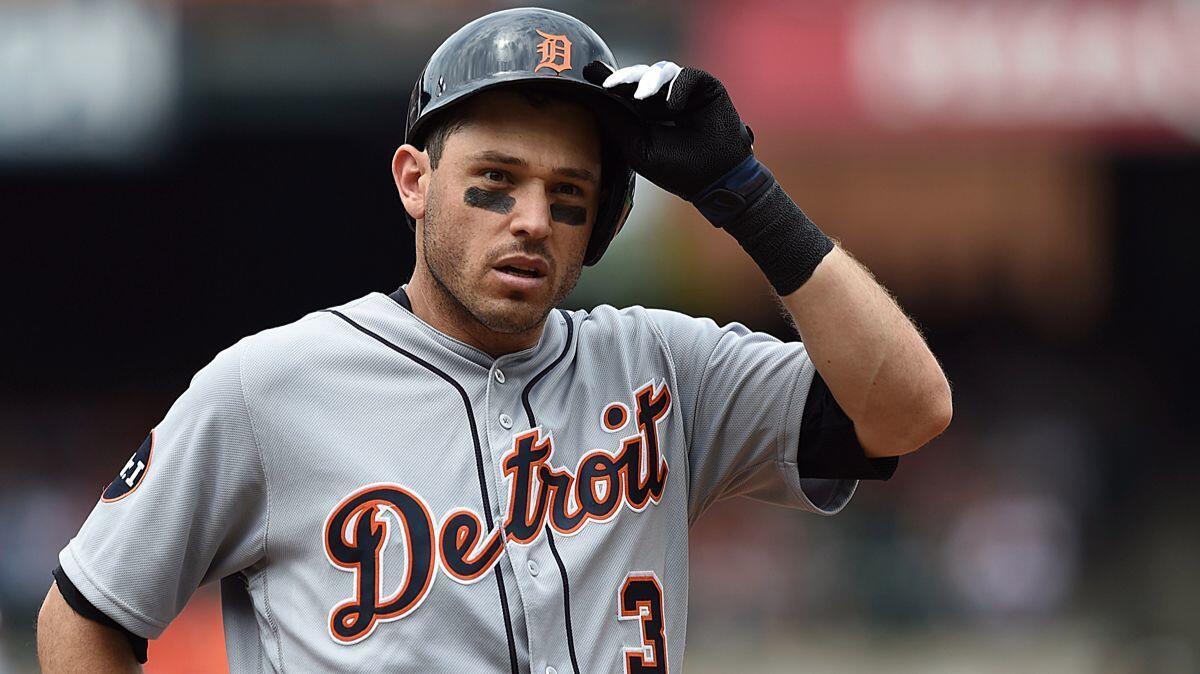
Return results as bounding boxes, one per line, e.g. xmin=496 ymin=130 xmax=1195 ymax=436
xmin=520 ymin=308 xmax=581 ymax=674
xmin=326 ymin=309 xmax=520 ymax=674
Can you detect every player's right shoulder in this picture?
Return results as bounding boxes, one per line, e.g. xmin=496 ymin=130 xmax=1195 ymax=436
xmin=216 ymin=293 xmax=380 ymax=395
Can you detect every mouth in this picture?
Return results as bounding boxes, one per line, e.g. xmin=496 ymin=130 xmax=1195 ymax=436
xmin=495 ymin=264 xmax=544 ymax=279
xmin=491 ymin=255 xmax=550 ymax=293
xmin=492 ymin=265 xmax=547 ymax=289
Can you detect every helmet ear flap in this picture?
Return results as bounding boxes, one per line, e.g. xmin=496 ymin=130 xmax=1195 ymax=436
xmin=404 ymin=72 xmax=426 ymax=234
xmin=585 ymin=166 xmax=635 ymax=266
xmin=584 ymin=107 xmax=636 ymax=266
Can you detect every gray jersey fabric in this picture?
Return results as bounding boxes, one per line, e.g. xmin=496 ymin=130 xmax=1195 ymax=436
xmin=60 ymin=290 xmax=857 ymax=672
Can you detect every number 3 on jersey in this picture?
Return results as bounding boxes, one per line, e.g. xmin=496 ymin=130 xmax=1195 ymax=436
xmin=617 ymin=572 xmax=668 ymax=674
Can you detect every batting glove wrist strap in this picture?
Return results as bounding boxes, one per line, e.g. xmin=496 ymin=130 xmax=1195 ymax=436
xmin=719 ymin=171 xmax=834 ymax=296
xmin=691 ymin=154 xmax=777 ymax=227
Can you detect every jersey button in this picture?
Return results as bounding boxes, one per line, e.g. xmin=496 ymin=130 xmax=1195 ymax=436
xmin=499 ymin=413 xmax=513 ymax=429
xmin=546 ymin=667 xmax=557 ymax=674
xmin=527 ymin=560 xmax=540 ymax=576
xmin=494 ymin=369 xmax=506 ymax=384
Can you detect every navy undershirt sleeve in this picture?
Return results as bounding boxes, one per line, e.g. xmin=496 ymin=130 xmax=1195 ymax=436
xmin=52 ymin=565 xmax=149 ymax=664
xmin=797 ymin=373 xmax=899 ymax=480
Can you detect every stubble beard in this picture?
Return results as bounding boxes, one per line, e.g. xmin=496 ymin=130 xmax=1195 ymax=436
xmin=421 ymin=185 xmax=583 ymax=335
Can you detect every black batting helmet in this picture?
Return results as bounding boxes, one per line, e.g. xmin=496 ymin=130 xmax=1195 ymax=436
xmin=404 ymin=7 xmax=635 ymax=266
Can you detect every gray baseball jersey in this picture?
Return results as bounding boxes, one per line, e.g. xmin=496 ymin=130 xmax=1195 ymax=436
xmin=59 ymin=288 xmax=864 ymax=672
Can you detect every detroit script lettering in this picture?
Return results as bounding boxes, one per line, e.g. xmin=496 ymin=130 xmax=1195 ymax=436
xmin=323 ymin=381 xmax=671 ymax=644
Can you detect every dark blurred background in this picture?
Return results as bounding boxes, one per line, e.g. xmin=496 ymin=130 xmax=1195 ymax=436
xmin=2 ymin=1 xmax=1198 ymax=672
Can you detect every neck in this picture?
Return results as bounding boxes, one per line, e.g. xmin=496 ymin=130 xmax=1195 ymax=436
xmin=405 ymin=271 xmax=546 ymax=358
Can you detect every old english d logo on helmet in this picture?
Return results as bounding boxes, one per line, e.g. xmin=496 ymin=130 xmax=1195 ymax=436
xmin=534 ymin=29 xmax=572 ymax=73
xmin=403 ymin=8 xmax=637 ymax=266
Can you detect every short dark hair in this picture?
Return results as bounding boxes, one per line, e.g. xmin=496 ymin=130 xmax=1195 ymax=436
xmin=423 ymin=116 xmax=469 ymax=170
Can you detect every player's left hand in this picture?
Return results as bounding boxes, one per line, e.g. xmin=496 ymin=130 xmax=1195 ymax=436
xmin=584 ymin=60 xmax=753 ymax=201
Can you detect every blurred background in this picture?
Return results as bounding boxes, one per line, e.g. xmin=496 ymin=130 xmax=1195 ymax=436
xmin=1 ymin=0 xmax=1197 ymax=672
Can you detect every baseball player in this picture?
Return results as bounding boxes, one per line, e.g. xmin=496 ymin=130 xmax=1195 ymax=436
xmin=37 ymin=7 xmax=951 ymax=673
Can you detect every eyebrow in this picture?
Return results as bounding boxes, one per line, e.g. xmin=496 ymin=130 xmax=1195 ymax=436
xmin=554 ymin=166 xmax=597 ymax=184
xmin=467 ymin=150 xmax=526 ymax=167
xmin=467 ymin=150 xmax=598 ymax=185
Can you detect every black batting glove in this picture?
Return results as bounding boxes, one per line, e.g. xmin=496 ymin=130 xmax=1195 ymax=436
xmin=583 ymin=61 xmax=753 ymax=201
xmin=586 ymin=59 xmax=834 ymax=296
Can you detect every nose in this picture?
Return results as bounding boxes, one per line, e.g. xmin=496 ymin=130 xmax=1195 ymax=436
xmin=507 ymin=185 xmax=552 ymax=241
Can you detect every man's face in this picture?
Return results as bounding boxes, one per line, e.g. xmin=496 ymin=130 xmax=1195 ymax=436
xmin=419 ymin=90 xmax=602 ymax=335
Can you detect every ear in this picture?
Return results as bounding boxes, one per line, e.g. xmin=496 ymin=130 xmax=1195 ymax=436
xmin=392 ymin=144 xmax=430 ymax=221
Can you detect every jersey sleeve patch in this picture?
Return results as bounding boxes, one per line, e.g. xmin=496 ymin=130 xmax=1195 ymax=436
xmin=101 ymin=431 xmax=155 ymax=502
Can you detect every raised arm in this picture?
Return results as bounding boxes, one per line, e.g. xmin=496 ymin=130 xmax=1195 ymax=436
xmin=780 ymin=247 xmax=951 ymax=456
xmin=586 ymin=60 xmax=951 ymax=458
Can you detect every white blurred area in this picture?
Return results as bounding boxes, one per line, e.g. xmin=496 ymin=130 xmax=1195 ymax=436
xmin=944 ymin=494 xmax=1077 ymax=616
xmin=0 ymin=0 xmax=177 ymax=161
xmin=852 ymin=0 xmax=1200 ymax=136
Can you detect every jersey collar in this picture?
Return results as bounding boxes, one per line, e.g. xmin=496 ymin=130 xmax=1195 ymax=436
xmin=374 ymin=286 xmax=569 ymax=372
